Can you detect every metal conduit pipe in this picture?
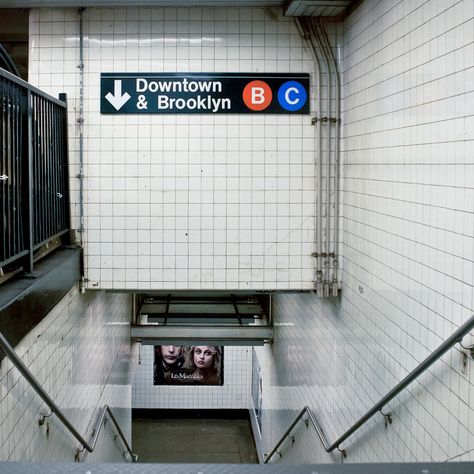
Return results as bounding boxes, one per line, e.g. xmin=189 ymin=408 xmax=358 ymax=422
xmin=308 ymin=21 xmax=324 ymax=285
xmin=317 ymin=18 xmax=341 ymax=292
xmin=306 ymin=19 xmax=324 ymax=291
xmin=295 ymin=17 xmax=324 ymax=289
xmin=317 ymin=20 xmax=335 ymax=293
xmin=77 ymin=8 xmax=85 ymax=245
xmin=310 ymin=20 xmax=332 ymax=293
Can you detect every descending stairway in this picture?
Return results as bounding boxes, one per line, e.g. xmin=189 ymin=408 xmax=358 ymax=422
xmin=132 ymin=414 xmax=258 ymax=463
xmin=131 ymin=293 xmax=273 ymax=346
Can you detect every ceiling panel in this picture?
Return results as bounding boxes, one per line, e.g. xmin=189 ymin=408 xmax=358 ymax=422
xmin=285 ymin=0 xmax=352 ymax=16
xmin=0 ymin=0 xmax=284 ymax=7
xmin=0 ymin=0 xmax=354 ymax=16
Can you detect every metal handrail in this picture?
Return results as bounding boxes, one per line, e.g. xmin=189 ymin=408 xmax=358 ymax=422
xmin=0 ymin=331 xmax=138 ymax=462
xmin=0 ymin=66 xmax=66 ymax=106
xmin=264 ymin=314 xmax=474 ymax=463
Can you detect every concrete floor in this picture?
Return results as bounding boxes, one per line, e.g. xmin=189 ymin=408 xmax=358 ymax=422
xmin=132 ymin=418 xmax=258 ymax=464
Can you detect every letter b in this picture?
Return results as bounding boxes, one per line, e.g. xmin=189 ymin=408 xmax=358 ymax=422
xmin=252 ymin=87 xmax=265 ymax=104
xmin=243 ymin=80 xmax=272 ymax=111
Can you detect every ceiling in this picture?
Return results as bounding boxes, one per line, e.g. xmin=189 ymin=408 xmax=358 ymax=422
xmin=0 ymin=1 xmax=354 ymax=17
xmin=134 ymin=293 xmax=273 ymax=345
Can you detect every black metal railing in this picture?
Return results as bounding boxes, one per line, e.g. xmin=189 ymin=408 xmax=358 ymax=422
xmin=1 ymin=67 xmax=70 ymax=275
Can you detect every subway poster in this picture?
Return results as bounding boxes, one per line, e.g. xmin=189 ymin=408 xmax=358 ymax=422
xmin=154 ymin=345 xmax=224 ymax=386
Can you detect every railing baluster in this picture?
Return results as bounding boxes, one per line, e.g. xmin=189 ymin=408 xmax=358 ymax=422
xmin=6 ymin=84 xmax=13 ymax=260
xmin=2 ymin=79 xmax=7 ymax=260
xmin=31 ymin=93 xmax=36 ymax=252
xmin=25 ymin=90 xmax=34 ymax=274
xmin=45 ymin=99 xmax=50 ymax=240
xmin=36 ymin=94 xmax=41 ymax=244
xmin=12 ymin=84 xmax=17 ymax=255
xmin=55 ymin=104 xmax=61 ymax=232
xmin=52 ymin=102 xmax=58 ymax=234
xmin=3 ymin=80 xmax=8 ymax=260
xmin=45 ymin=98 xmax=50 ymax=241
xmin=37 ymin=98 xmax=41 ymax=243
xmin=56 ymin=104 xmax=62 ymax=231
xmin=58 ymin=93 xmax=71 ymax=245
xmin=48 ymin=100 xmax=53 ymax=236
xmin=41 ymin=99 xmax=45 ymax=256
xmin=6 ymin=81 xmax=12 ymax=260
xmin=0 ymin=78 xmax=4 ymax=261
xmin=14 ymin=84 xmax=21 ymax=257
xmin=38 ymin=95 xmax=43 ymax=246
xmin=10 ymin=83 xmax=15 ymax=256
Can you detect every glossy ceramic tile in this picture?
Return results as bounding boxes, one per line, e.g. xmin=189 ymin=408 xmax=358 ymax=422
xmin=29 ymin=6 xmax=317 ymax=291
xmin=24 ymin=0 xmax=474 ymax=465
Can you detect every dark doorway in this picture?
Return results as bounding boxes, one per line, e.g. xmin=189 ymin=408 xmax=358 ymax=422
xmin=132 ymin=409 xmax=258 ymax=464
xmin=0 ymin=9 xmax=29 ymax=80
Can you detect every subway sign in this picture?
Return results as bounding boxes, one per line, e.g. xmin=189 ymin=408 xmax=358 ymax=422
xmin=100 ymin=73 xmax=310 ymax=114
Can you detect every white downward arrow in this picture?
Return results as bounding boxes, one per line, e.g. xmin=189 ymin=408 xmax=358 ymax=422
xmin=105 ymin=80 xmax=131 ymax=110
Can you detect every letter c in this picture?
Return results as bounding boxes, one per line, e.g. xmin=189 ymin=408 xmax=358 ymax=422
xmin=277 ymin=81 xmax=307 ymax=111
xmin=284 ymin=87 xmax=300 ymax=105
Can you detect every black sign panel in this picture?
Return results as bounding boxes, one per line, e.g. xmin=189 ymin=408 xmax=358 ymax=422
xmin=101 ymin=72 xmax=310 ymax=114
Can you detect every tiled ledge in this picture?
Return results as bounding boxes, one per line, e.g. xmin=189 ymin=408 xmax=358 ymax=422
xmin=0 ymin=247 xmax=82 ymax=359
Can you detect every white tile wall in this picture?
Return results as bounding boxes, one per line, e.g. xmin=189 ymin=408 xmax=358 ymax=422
xmin=254 ymin=0 xmax=474 ymax=464
xmin=0 ymin=286 xmax=133 ymax=462
xmin=29 ymin=6 xmax=317 ymax=291
xmin=26 ymin=0 xmax=474 ymax=464
xmin=133 ymin=345 xmax=251 ymax=410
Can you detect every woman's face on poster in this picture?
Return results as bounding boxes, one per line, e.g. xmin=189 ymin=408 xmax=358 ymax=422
xmin=161 ymin=345 xmax=182 ymax=365
xmin=193 ymin=346 xmax=215 ymax=370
